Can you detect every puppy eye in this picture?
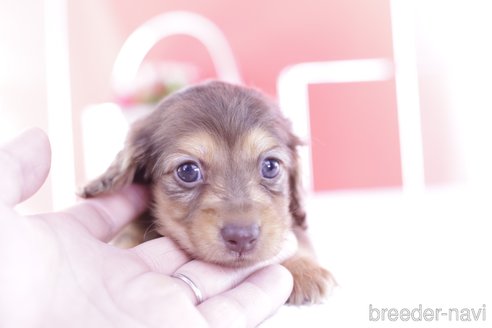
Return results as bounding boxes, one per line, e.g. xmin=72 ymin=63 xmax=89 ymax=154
xmin=176 ymin=162 xmax=202 ymax=184
xmin=261 ymin=158 xmax=280 ymax=179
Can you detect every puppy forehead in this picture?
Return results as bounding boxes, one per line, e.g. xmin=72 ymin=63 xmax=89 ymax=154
xmin=173 ymin=127 xmax=285 ymax=162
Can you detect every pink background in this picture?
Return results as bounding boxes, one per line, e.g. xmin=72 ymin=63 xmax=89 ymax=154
xmin=103 ymin=0 xmax=400 ymax=192
xmin=4 ymin=1 xmax=485 ymax=212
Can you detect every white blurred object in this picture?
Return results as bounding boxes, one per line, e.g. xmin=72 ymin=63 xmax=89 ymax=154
xmin=414 ymin=0 xmax=492 ymax=189
xmin=44 ymin=0 xmax=75 ymax=210
xmin=390 ymin=0 xmax=426 ymax=193
xmin=82 ymin=103 xmax=128 ymax=180
xmin=111 ymin=10 xmax=242 ymax=95
xmin=82 ymin=10 xmax=242 ymax=181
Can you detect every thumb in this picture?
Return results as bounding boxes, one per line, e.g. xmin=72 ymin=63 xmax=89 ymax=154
xmin=0 ymin=128 xmax=51 ymax=206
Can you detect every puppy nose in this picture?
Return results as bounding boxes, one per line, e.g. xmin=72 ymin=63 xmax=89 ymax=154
xmin=221 ymin=224 xmax=259 ymax=253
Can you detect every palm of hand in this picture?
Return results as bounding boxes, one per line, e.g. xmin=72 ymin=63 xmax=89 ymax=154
xmin=0 ymin=128 xmax=294 ymax=328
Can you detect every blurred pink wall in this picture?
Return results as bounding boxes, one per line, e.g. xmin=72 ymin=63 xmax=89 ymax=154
xmin=107 ymin=0 xmax=393 ymax=95
xmin=93 ymin=0 xmax=401 ymax=192
xmin=3 ymin=0 xmax=490 ymax=212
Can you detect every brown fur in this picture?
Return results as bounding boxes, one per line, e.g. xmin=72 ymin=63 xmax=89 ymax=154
xmin=80 ymin=81 xmax=334 ymax=304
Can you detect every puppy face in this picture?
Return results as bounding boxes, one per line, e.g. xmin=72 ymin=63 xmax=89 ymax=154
xmin=153 ymin=127 xmax=293 ymax=266
xmin=82 ymin=81 xmax=305 ymax=267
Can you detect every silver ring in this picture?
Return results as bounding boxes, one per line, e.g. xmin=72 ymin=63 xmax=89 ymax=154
xmin=172 ymin=272 xmax=203 ymax=304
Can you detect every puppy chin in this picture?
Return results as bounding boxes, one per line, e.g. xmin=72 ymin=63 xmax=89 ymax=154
xmin=213 ymin=251 xmax=262 ymax=268
xmin=200 ymin=248 xmax=274 ymax=268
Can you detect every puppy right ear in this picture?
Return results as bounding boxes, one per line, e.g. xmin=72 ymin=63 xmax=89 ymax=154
xmin=79 ymin=120 xmax=153 ymax=198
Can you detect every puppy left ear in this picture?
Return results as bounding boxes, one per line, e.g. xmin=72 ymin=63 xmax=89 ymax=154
xmin=288 ymin=136 xmax=307 ymax=229
xmin=79 ymin=120 xmax=153 ymax=198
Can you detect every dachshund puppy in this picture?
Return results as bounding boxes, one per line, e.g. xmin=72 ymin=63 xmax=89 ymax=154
xmin=80 ymin=81 xmax=333 ymax=304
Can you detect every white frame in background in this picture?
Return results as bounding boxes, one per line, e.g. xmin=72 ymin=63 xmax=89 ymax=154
xmin=277 ymin=0 xmax=424 ymax=194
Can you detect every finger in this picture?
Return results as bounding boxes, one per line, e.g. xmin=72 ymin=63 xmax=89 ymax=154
xmin=131 ymin=237 xmax=191 ymax=275
xmin=172 ymin=231 xmax=297 ymax=304
xmin=198 ymin=265 xmax=293 ymax=328
xmin=0 ymin=128 xmax=51 ymax=206
xmin=62 ymin=184 xmax=150 ymax=241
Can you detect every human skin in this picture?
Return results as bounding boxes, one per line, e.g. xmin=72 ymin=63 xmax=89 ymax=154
xmin=0 ymin=128 xmax=295 ymax=328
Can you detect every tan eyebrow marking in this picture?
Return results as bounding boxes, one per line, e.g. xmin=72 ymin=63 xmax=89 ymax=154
xmin=240 ymin=128 xmax=291 ymax=165
xmin=161 ymin=132 xmax=226 ymax=174
xmin=175 ymin=132 xmax=218 ymax=160
xmin=242 ymin=128 xmax=278 ymax=156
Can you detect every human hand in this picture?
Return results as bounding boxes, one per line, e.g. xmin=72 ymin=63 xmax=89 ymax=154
xmin=0 ymin=128 xmax=295 ymax=328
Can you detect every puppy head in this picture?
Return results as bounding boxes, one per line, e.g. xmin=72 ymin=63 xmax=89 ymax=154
xmin=82 ymin=81 xmax=305 ymax=266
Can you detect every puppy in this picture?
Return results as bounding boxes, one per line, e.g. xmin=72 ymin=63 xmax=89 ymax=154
xmin=80 ymin=81 xmax=333 ymax=304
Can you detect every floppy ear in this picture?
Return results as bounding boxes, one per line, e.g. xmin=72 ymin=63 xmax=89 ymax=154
xmin=79 ymin=120 xmax=154 ymax=198
xmin=288 ymin=136 xmax=307 ymax=229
